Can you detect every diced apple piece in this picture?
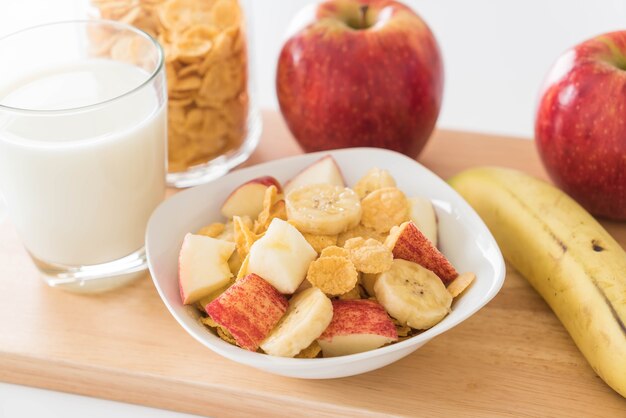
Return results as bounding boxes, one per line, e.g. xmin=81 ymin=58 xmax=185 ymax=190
xmin=284 ymin=155 xmax=345 ymax=195
xmin=408 ymin=196 xmax=438 ymax=247
xmin=385 ymin=221 xmax=458 ymax=285
xmin=247 ymin=218 xmax=317 ymax=294
xmin=206 ymin=273 xmax=288 ymax=351
xmin=178 ymin=233 xmax=236 ymax=305
xmin=317 ymin=299 xmax=397 ymax=357
xmin=220 ymin=176 xmax=282 ymax=219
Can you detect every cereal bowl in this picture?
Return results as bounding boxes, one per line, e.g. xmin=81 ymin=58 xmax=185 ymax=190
xmin=145 ymin=148 xmax=505 ymax=379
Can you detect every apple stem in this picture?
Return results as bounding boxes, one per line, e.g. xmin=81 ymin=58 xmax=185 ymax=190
xmin=360 ymin=5 xmax=368 ymax=29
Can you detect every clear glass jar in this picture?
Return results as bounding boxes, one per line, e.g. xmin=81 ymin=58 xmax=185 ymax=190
xmin=90 ymin=0 xmax=261 ymax=188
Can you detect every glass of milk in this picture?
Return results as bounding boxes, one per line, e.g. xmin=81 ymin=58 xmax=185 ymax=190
xmin=0 ymin=20 xmax=167 ymax=293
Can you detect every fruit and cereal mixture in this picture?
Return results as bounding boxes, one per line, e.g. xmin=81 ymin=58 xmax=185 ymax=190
xmin=177 ymin=156 xmax=475 ymax=358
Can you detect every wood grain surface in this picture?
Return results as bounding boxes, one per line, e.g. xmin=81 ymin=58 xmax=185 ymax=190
xmin=0 ymin=111 xmax=624 ymax=417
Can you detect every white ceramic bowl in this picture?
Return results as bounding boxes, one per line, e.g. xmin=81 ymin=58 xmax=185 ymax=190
xmin=146 ymin=148 xmax=505 ymax=379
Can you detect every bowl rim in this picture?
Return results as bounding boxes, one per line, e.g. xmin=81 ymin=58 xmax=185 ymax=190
xmin=146 ymin=147 xmax=506 ymax=368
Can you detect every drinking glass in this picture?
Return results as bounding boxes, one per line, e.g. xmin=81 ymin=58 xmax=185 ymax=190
xmin=0 ymin=20 xmax=167 ymax=293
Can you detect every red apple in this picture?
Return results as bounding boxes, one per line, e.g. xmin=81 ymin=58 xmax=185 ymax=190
xmin=535 ymin=31 xmax=626 ymax=220
xmin=220 ymin=176 xmax=282 ymax=219
xmin=276 ymin=0 xmax=443 ymax=157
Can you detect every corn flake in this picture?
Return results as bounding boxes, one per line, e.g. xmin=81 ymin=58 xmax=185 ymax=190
xmin=158 ymin=0 xmax=213 ymax=32
xmin=201 ymin=315 xmax=219 ymax=328
xmin=344 ymin=237 xmax=393 ymax=274
xmin=197 ymin=222 xmax=225 ymax=238
xmin=199 ymin=27 xmax=239 ymax=73
xmin=361 ymin=272 xmax=378 ymax=297
xmin=319 ymin=245 xmax=349 ymax=259
xmin=172 ymin=75 xmax=203 ymax=91
xmin=306 ymin=256 xmax=358 ymax=296
xmin=392 ymin=318 xmax=412 ymax=337
xmin=198 ymin=55 xmax=245 ymax=105
xmin=236 ymin=253 xmax=249 ymax=280
xmin=302 ymin=233 xmax=338 ymax=254
xmin=396 ymin=324 xmax=412 ymax=337
xmin=254 ymin=186 xmax=285 ymax=233
xmin=227 ymin=250 xmax=243 ymax=275
xmin=218 ymin=216 xmax=250 ymax=243
xmin=360 ymin=187 xmax=410 ymax=233
xmin=358 ymin=284 xmax=369 ymax=299
xmin=338 ymin=285 xmax=361 ymax=300
xmin=447 ymin=272 xmax=476 ymax=298
xmin=295 ymin=341 xmax=322 ymax=359
xmin=337 ymin=224 xmax=387 ymax=247
xmin=178 ymin=62 xmax=201 ymax=78
xmin=176 ymin=24 xmax=219 ymax=62
xmin=233 ymin=215 xmax=260 ymax=259
xmin=217 ymin=326 xmax=238 ymax=345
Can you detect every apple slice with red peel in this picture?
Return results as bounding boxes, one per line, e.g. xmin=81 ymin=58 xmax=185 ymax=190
xmin=206 ymin=273 xmax=289 ymax=351
xmin=408 ymin=196 xmax=438 ymax=247
xmin=385 ymin=221 xmax=458 ymax=285
xmin=178 ymin=233 xmax=236 ymax=305
xmin=220 ymin=176 xmax=282 ymax=219
xmin=317 ymin=299 xmax=397 ymax=357
xmin=284 ymin=155 xmax=345 ymax=195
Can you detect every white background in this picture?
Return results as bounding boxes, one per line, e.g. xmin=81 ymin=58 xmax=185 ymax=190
xmin=1 ymin=0 xmax=625 ymax=417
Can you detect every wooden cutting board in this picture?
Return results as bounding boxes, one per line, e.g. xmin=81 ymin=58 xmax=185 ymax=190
xmin=0 ymin=111 xmax=624 ymax=417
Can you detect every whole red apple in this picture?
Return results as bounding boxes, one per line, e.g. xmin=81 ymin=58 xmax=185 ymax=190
xmin=535 ymin=31 xmax=626 ymax=220
xmin=276 ymin=0 xmax=443 ymax=158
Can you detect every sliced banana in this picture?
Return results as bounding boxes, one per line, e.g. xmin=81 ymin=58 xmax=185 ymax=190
xmin=353 ymin=167 xmax=397 ymax=198
xmin=374 ymin=259 xmax=452 ymax=329
xmin=286 ymin=184 xmax=362 ymax=235
xmin=260 ymin=287 xmax=333 ymax=357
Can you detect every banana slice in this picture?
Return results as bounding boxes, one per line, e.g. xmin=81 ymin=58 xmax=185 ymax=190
xmin=353 ymin=167 xmax=397 ymax=198
xmin=260 ymin=287 xmax=333 ymax=357
xmin=374 ymin=259 xmax=452 ymax=329
xmin=286 ymin=184 xmax=362 ymax=235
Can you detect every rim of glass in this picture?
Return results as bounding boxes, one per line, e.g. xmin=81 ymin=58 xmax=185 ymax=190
xmin=0 ymin=19 xmax=164 ymax=115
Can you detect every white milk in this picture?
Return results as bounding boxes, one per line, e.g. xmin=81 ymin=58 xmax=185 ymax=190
xmin=0 ymin=59 xmax=166 ymax=266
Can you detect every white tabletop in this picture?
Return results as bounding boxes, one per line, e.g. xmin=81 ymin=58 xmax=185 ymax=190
xmin=1 ymin=0 xmax=625 ymax=416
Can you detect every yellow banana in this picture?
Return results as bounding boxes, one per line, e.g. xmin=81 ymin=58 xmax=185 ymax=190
xmin=448 ymin=167 xmax=626 ymax=397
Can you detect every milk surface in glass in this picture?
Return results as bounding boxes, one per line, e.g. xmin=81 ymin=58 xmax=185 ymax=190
xmin=0 ymin=58 xmax=166 ymax=267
